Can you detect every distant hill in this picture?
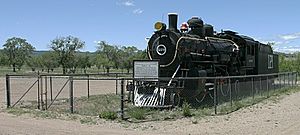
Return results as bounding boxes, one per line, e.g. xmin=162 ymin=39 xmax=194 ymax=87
xmin=32 ymin=50 xmax=49 ymax=55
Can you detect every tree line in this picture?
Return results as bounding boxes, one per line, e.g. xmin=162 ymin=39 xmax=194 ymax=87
xmin=0 ymin=36 xmax=147 ymax=74
xmin=1 ymin=36 xmax=298 ymax=74
xmin=279 ymin=53 xmax=300 ymax=73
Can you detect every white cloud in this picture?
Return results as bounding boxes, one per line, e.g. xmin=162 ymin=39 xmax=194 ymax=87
xmin=133 ymin=8 xmax=143 ymax=14
xmin=258 ymin=32 xmax=300 ymax=53
xmin=259 ymin=40 xmax=283 ymax=45
xmin=94 ymin=41 xmax=101 ymax=44
xmin=279 ymin=32 xmax=300 ymax=40
xmin=117 ymin=1 xmax=143 ymax=15
xmin=120 ymin=1 xmax=135 ymax=6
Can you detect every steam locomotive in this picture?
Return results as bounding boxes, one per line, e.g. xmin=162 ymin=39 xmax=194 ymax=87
xmin=134 ymin=13 xmax=278 ymax=107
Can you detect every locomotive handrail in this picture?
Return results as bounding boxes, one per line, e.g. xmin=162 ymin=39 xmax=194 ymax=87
xmin=167 ymin=64 xmax=181 ymax=86
xmin=206 ymin=36 xmax=239 ymax=51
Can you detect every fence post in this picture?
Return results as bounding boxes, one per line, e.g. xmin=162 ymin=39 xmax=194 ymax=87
xmin=40 ymin=76 xmax=44 ymax=110
xmin=37 ymin=75 xmax=40 ymax=109
xmin=50 ymin=76 xmax=53 ymax=101
xmin=259 ymin=77 xmax=262 ymax=96
xmin=279 ymin=74 xmax=281 ymax=89
xmin=292 ymin=72 xmax=295 ymax=87
xmin=115 ymin=74 xmax=118 ymax=95
xmin=87 ymin=74 xmax=90 ymax=98
xmin=288 ymin=73 xmax=290 ymax=87
xmin=132 ymin=79 xmax=135 ymax=104
xmin=288 ymin=72 xmax=291 ymax=87
xmin=69 ymin=76 xmax=74 ymax=113
xmin=296 ymin=72 xmax=298 ymax=86
xmin=5 ymin=74 xmax=11 ymax=108
xmin=251 ymin=77 xmax=254 ymax=100
xmin=229 ymin=78 xmax=232 ymax=108
xmin=214 ymin=79 xmax=217 ymax=115
xmin=120 ymin=79 xmax=125 ymax=119
xmin=45 ymin=76 xmax=48 ymax=110
xmin=284 ymin=73 xmax=286 ymax=87
xmin=267 ymin=76 xmax=269 ymax=97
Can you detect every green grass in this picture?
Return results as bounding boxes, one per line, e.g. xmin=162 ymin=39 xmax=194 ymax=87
xmin=6 ymin=107 xmax=31 ymax=116
xmin=79 ymin=117 xmax=97 ymax=124
xmin=182 ymin=101 xmax=193 ymax=117
xmin=6 ymin=107 xmax=62 ymax=119
xmin=127 ymin=107 xmax=148 ymax=120
xmin=47 ymin=94 xmax=120 ymax=116
xmin=99 ymin=111 xmax=118 ymax=120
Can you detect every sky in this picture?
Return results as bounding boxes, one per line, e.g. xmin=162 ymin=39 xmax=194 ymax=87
xmin=0 ymin=0 xmax=300 ymax=53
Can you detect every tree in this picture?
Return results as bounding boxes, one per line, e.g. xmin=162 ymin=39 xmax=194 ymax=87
xmin=120 ymin=46 xmax=138 ymax=73
xmin=76 ymin=53 xmax=91 ymax=74
xmin=294 ymin=53 xmax=300 ymax=73
xmin=26 ymin=55 xmax=41 ymax=71
xmin=0 ymin=50 xmax=9 ymax=66
xmin=120 ymin=47 xmax=147 ymax=73
xmin=96 ymin=41 xmax=118 ymax=73
xmin=40 ymin=52 xmax=60 ymax=73
xmin=3 ymin=37 xmax=35 ymax=72
xmin=94 ymin=53 xmax=114 ymax=73
xmin=50 ymin=36 xmax=85 ymax=74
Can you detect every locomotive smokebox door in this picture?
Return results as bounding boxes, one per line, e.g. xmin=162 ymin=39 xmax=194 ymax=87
xmin=183 ymin=68 xmax=207 ymax=98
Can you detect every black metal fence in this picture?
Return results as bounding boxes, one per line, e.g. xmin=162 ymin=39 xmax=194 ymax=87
xmin=4 ymin=73 xmax=131 ymax=113
xmin=4 ymin=72 xmax=298 ymax=119
xmin=121 ymin=72 xmax=298 ymax=118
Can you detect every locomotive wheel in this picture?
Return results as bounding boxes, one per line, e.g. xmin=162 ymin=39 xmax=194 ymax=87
xmin=195 ymin=92 xmax=208 ymax=103
xmin=171 ymin=93 xmax=183 ymax=106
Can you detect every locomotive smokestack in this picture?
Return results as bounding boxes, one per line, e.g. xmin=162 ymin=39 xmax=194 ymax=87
xmin=168 ymin=13 xmax=178 ymax=31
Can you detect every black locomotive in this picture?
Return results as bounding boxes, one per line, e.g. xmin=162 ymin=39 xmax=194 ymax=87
xmin=134 ymin=13 xmax=278 ymax=107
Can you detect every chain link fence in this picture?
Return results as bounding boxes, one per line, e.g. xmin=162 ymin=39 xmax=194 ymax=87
xmin=4 ymin=72 xmax=297 ymax=119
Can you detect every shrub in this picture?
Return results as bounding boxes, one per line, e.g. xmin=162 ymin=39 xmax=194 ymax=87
xmin=128 ymin=108 xmax=148 ymax=120
xmin=182 ymin=101 xmax=192 ymax=117
xmin=99 ymin=111 xmax=117 ymax=120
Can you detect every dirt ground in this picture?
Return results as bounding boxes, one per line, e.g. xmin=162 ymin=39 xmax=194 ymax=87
xmin=1 ymin=77 xmax=300 ymax=135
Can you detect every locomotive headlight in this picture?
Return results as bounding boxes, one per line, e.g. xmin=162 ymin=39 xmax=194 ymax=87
xmin=154 ymin=22 xmax=166 ymax=31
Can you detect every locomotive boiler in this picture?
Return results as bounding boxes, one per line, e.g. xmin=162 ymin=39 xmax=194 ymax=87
xmin=134 ymin=13 xmax=278 ymax=107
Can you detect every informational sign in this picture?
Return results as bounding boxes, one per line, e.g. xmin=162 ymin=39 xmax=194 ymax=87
xmin=133 ymin=60 xmax=159 ymax=79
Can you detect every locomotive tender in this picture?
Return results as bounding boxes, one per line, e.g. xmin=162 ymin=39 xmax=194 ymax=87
xmin=134 ymin=13 xmax=278 ymax=107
